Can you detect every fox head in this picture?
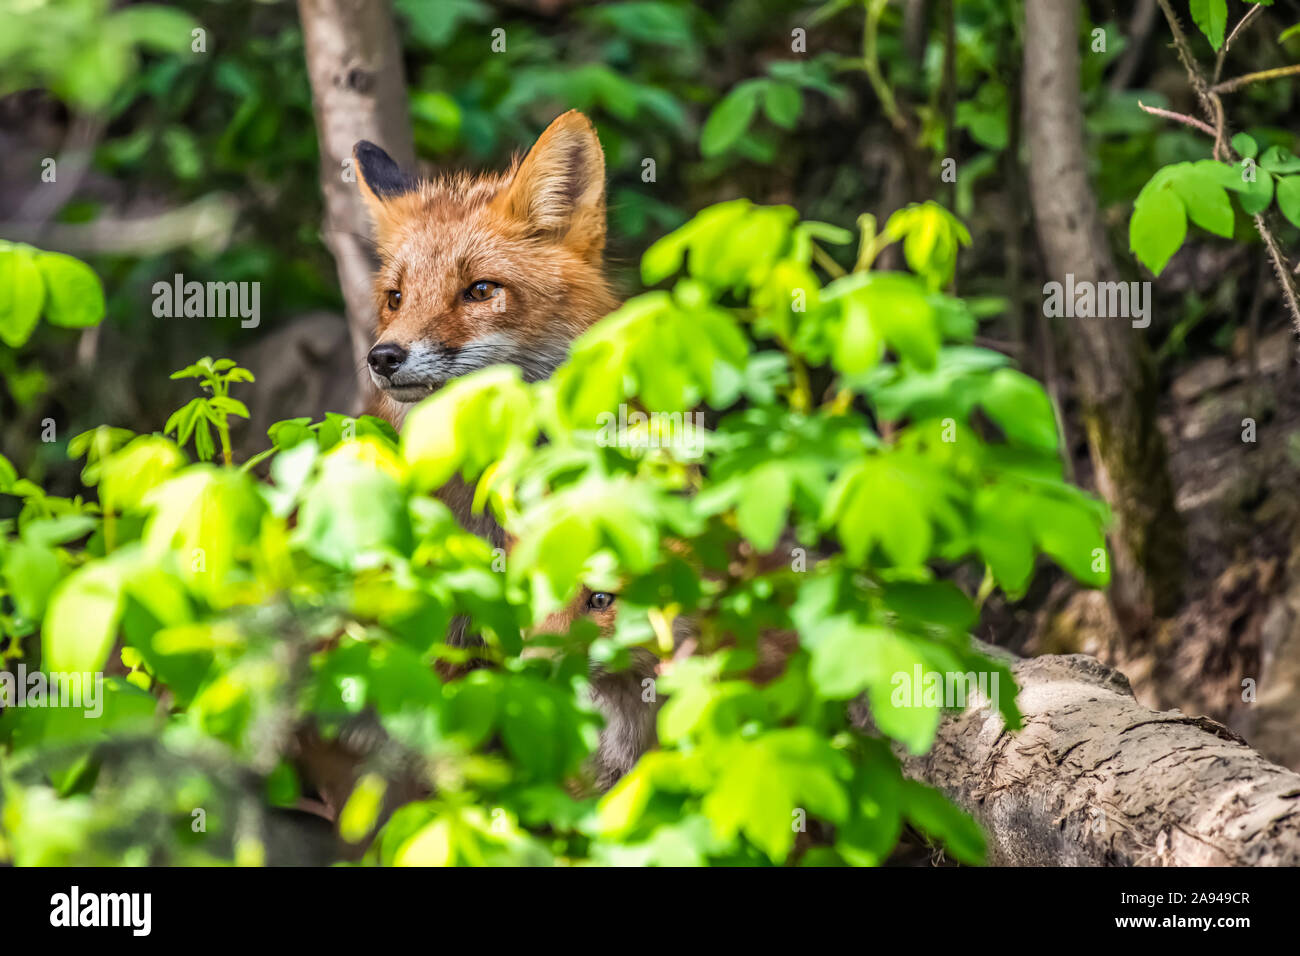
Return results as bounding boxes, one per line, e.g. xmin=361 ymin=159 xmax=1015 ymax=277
xmin=353 ymin=111 xmax=617 ymax=419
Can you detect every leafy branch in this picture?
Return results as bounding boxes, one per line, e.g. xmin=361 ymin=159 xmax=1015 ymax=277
xmin=164 ymin=357 xmax=254 ymax=466
xmin=1137 ymin=0 xmax=1300 ymax=329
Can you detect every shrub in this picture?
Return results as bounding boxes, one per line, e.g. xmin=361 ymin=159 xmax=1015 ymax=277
xmin=0 ymin=204 xmax=1108 ymax=865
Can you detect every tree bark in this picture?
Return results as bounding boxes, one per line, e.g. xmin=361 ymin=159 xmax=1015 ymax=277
xmin=1022 ymin=0 xmax=1185 ymax=634
xmin=298 ymin=0 xmax=416 ymax=407
xmin=903 ymin=646 xmax=1300 ymax=866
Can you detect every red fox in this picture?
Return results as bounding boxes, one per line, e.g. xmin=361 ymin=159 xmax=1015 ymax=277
xmin=354 ymin=110 xmax=617 ymax=426
xmin=352 ymin=111 xmax=660 ymax=790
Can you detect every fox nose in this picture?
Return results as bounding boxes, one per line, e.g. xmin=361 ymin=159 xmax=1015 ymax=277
xmin=367 ymin=342 xmax=407 ymax=377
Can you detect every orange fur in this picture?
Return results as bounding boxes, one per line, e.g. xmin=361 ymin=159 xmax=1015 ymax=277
xmin=352 ymin=113 xmax=666 ymax=791
xmin=355 ymin=111 xmax=618 ymax=427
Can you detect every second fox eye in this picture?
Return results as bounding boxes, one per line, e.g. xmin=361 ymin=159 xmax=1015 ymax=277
xmin=586 ymin=592 xmax=615 ymax=612
xmin=465 ymin=280 xmax=501 ymax=302
xmin=386 ymin=290 xmax=401 ymax=310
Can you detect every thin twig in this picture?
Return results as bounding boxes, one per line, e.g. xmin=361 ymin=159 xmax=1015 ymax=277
xmin=1214 ymin=3 xmax=1264 ymax=84
xmin=1154 ymin=0 xmax=1229 ymax=159
xmin=1213 ymin=63 xmax=1300 ymax=94
xmin=862 ymin=0 xmax=908 ymax=134
xmin=1255 ymin=213 xmax=1300 ymax=334
xmin=1137 ymin=100 xmax=1216 ymax=135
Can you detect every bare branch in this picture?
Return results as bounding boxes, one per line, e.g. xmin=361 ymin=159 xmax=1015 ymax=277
xmin=1214 ymin=2 xmax=1265 ymax=83
xmin=1214 ymin=63 xmax=1300 ymax=94
xmin=1255 ymin=213 xmax=1300 ymax=334
xmin=1137 ymin=100 xmax=1216 ymax=136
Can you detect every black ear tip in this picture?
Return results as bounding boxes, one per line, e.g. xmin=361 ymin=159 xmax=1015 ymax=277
xmin=353 ymin=141 xmax=415 ymax=200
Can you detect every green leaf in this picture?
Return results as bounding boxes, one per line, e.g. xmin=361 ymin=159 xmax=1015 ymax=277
xmin=701 ymin=729 xmax=850 ymax=862
xmin=735 ymin=463 xmax=792 ymax=553
xmin=297 ymin=445 xmax=412 ymax=569
xmin=0 ymin=244 xmax=46 ymax=348
xmin=339 ymin=773 xmax=388 ymax=844
xmin=1170 ymin=166 xmax=1234 ymax=238
xmin=808 ymin=622 xmax=895 ymax=700
xmin=43 ymin=556 xmax=130 ymax=674
xmin=807 ymin=624 xmax=945 ymax=754
xmin=901 ymin=779 xmax=985 ymax=864
xmin=978 ymin=369 xmax=1059 ymax=452
xmin=1189 ymin=0 xmax=1228 ymax=49
xmin=1260 ymin=145 xmax=1300 ymax=174
xmin=974 ymin=485 xmax=1035 ymax=594
xmin=113 ymin=5 xmax=200 ymax=53
xmin=762 ymin=83 xmax=802 ymax=129
xmin=828 ymin=272 xmax=939 ymax=373
xmin=1276 ymin=175 xmax=1300 ymax=229
xmin=499 ymin=677 xmax=588 ymax=780
xmin=0 ymin=453 xmax=17 ymax=491
xmin=833 ymin=295 xmax=883 ymax=376
xmin=33 ymin=251 xmax=106 ymax=328
xmin=403 ymin=366 xmax=537 ymax=490
xmin=1130 ymin=180 xmax=1187 ymax=275
xmin=822 ymin=452 xmax=962 ymax=569
xmin=143 ymin=467 xmax=267 ymax=606
xmin=118 ymin=569 xmax=210 ymax=705
xmin=880 ymin=203 xmax=971 ymax=291
xmin=701 ymin=84 xmax=761 ymax=157
xmin=1034 ymin=492 xmax=1110 ymax=588
xmin=1236 ymin=167 xmax=1274 ymax=216
xmin=99 ymin=436 xmax=186 ymax=514
xmin=1231 ymin=132 xmax=1258 ymax=159
xmin=2 ymin=541 xmax=62 ymax=621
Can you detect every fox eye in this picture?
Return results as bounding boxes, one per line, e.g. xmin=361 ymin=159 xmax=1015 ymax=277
xmin=386 ymin=290 xmax=401 ymax=310
xmin=465 ymin=280 xmax=501 ymax=302
xmin=586 ymin=592 xmax=615 ymax=612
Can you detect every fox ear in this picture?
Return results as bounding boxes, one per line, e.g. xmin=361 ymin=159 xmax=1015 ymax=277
xmin=353 ymin=140 xmax=416 ymax=235
xmin=498 ymin=111 xmax=606 ymax=254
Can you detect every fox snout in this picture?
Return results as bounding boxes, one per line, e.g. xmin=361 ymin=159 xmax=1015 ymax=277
xmin=365 ymin=338 xmax=465 ymax=403
xmin=367 ymin=342 xmax=407 ymax=377
xmin=367 ymin=335 xmax=529 ymax=404
xmin=366 ymin=338 xmax=434 ymax=402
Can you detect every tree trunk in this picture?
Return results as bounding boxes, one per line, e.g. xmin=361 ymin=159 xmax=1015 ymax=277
xmin=902 ymin=646 xmax=1300 ymax=865
xmin=1022 ymin=0 xmax=1185 ymax=634
xmin=297 ymin=0 xmax=416 ymax=407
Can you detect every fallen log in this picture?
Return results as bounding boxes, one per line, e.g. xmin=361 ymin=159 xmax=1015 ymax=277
xmin=902 ymin=649 xmax=1300 ymax=866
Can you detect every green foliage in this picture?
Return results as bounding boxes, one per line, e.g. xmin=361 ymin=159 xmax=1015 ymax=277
xmin=0 ymin=0 xmax=200 ymax=111
xmin=1128 ymin=153 xmax=1300 ymax=275
xmin=1189 ymin=1 xmax=1274 ymax=52
xmin=0 ymin=201 xmax=1111 ymax=866
xmin=700 ymin=63 xmax=841 ymax=158
xmin=164 ymin=358 xmax=254 ymax=465
xmin=1190 ymin=0 xmax=1232 ymax=50
xmin=0 ymin=243 xmax=106 ymax=348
